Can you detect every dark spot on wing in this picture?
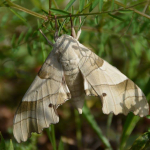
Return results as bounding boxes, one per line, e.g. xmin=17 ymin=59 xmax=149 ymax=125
xmin=102 ymin=93 xmax=107 ymax=97
xmin=49 ymin=103 xmax=53 ymax=107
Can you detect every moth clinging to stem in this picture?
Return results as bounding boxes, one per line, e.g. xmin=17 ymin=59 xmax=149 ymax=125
xmin=13 ymin=16 xmax=149 ymax=143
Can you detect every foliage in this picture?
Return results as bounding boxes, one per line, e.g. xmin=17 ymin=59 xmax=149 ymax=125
xmin=129 ymin=131 xmax=150 ymax=150
xmin=0 ymin=0 xmax=150 ymax=149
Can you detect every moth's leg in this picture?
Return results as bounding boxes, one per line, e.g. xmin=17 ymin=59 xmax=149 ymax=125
xmin=39 ymin=29 xmax=54 ymax=46
xmin=54 ymin=16 xmax=59 ymax=42
xmin=70 ymin=14 xmax=76 ymax=38
xmin=76 ymin=17 xmax=82 ymax=40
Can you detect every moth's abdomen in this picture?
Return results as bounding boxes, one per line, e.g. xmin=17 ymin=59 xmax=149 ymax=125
xmin=64 ymin=67 xmax=85 ymax=114
xmin=65 ymin=68 xmax=84 ymax=97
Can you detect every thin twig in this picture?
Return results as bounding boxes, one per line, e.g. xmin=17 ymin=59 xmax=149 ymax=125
xmin=122 ymin=12 xmax=135 ymax=36
xmin=143 ymin=0 xmax=150 ymax=13
xmin=5 ymin=0 xmax=150 ymax=20
xmin=39 ymin=29 xmax=54 ymax=46
xmin=49 ymin=0 xmax=52 ymax=16
xmin=51 ymin=1 xmax=150 ymax=19
xmin=52 ymin=0 xmax=59 ymax=9
xmin=5 ymin=0 xmax=47 ymax=20
xmin=114 ymin=0 xmax=150 ymax=20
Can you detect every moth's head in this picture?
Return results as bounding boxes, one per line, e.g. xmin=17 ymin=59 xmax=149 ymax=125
xmin=55 ymin=34 xmax=76 ymax=43
xmin=54 ymin=34 xmax=77 ymax=50
xmin=53 ymin=34 xmax=79 ymax=61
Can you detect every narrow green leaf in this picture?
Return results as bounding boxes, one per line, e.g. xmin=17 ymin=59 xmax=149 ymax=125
xmin=108 ymin=13 xmax=125 ymax=21
xmin=94 ymin=15 xmax=99 ymax=25
xmin=41 ymin=9 xmax=49 ymax=15
xmin=73 ymin=17 xmax=77 ymax=26
xmin=78 ymin=16 xmax=86 ymax=31
xmin=111 ymin=0 xmax=115 ymax=10
xmin=71 ymin=5 xmax=74 ymax=14
xmin=24 ymin=28 xmax=32 ymax=42
xmin=129 ymin=132 xmax=150 ymax=150
xmin=33 ymin=41 xmax=37 ymax=50
xmin=9 ymin=8 xmax=27 ymax=23
xmin=0 ymin=132 xmax=6 ymax=150
xmin=89 ymin=0 xmax=99 ymax=12
xmin=27 ymin=44 xmax=32 ymax=56
xmin=79 ymin=0 xmax=85 ymax=12
xmin=11 ymin=34 xmax=16 ymax=47
xmin=106 ymin=113 xmax=113 ymax=137
xmin=45 ymin=125 xmax=57 ymax=150
xmin=41 ymin=42 xmax=46 ymax=62
xmin=64 ymin=0 xmax=76 ymax=11
xmin=74 ymin=110 xmax=82 ymax=147
xmin=146 ymin=115 xmax=150 ymax=119
xmin=98 ymin=43 xmax=104 ymax=56
xmin=119 ymin=10 xmax=133 ymax=13
xmin=99 ymin=0 xmax=103 ymax=12
xmin=83 ymin=103 xmax=112 ymax=150
xmin=0 ymin=1 xmax=7 ymax=7
xmin=58 ymin=138 xmax=64 ymax=150
xmin=123 ymin=0 xmax=127 ymax=5
xmin=49 ymin=21 xmax=55 ymax=30
xmin=17 ymin=32 xmax=24 ymax=45
xmin=51 ymin=125 xmax=56 ymax=150
xmin=8 ymin=139 xmax=14 ymax=150
xmin=86 ymin=0 xmax=90 ymax=4
xmin=120 ymin=114 xmax=140 ymax=150
xmin=50 ymin=8 xmax=69 ymax=15
xmin=58 ymin=18 xmax=68 ymax=35
xmin=45 ymin=128 xmax=54 ymax=148
xmin=120 ymin=78 xmax=150 ymax=150
xmin=139 ymin=22 xmax=149 ymax=33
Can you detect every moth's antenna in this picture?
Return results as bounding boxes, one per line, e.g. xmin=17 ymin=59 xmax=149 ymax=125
xmin=70 ymin=14 xmax=76 ymax=38
xmin=39 ymin=29 xmax=54 ymax=46
xmin=76 ymin=16 xmax=82 ymax=40
xmin=54 ymin=16 xmax=59 ymax=42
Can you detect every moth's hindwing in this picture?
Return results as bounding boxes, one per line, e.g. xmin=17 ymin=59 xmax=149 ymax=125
xmin=77 ymin=42 xmax=149 ymax=117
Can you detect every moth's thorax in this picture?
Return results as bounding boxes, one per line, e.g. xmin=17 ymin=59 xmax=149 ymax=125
xmin=54 ymin=34 xmax=80 ymax=71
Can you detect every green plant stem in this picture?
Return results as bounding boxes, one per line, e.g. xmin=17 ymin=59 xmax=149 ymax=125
xmin=119 ymin=78 xmax=150 ymax=150
xmin=8 ymin=139 xmax=14 ymax=150
xmin=46 ymin=125 xmax=57 ymax=150
xmin=51 ymin=125 xmax=57 ymax=150
xmin=52 ymin=0 xmax=59 ymax=9
xmin=74 ymin=110 xmax=82 ymax=148
xmin=5 ymin=0 xmax=47 ymax=20
xmin=119 ymin=114 xmax=140 ymax=150
xmin=106 ymin=113 xmax=113 ymax=137
xmin=83 ymin=104 xmax=112 ymax=150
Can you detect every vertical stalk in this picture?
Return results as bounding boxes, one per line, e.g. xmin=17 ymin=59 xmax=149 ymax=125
xmin=106 ymin=113 xmax=113 ymax=137
xmin=45 ymin=126 xmax=57 ymax=150
xmin=49 ymin=0 xmax=52 ymax=16
xmin=51 ymin=125 xmax=57 ymax=150
xmin=83 ymin=103 xmax=112 ymax=150
xmin=74 ymin=110 xmax=82 ymax=148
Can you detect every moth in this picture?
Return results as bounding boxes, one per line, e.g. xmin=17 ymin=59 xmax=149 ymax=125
xmin=13 ymin=18 xmax=149 ymax=143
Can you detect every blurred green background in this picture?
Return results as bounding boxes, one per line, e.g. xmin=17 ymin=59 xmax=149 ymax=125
xmin=0 ymin=0 xmax=150 ymax=150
